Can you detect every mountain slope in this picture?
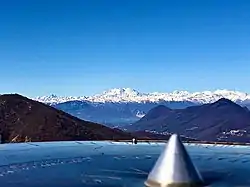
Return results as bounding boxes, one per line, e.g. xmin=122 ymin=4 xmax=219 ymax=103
xmin=32 ymin=88 xmax=250 ymax=127
xmin=33 ymin=88 xmax=250 ymax=126
xmin=0 ymin=94 xmax=132 ymax=143
xmin=138 ymin=105 xmax=173 ymax=122
xmin=127 ymin=98 xmax=250 ymax=142
xmin=53 ymin=101 xmax=195 ymax=126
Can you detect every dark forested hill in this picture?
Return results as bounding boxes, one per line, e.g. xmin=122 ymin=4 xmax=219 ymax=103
xmin=126 ymin=98 xmax=250 ymax=142
xmin=0 ymin=94 xmax=132 ymax=143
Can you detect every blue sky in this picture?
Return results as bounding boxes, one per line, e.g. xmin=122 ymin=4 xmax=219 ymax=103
xmin=0 ymin=0 xmax=250 ymax=97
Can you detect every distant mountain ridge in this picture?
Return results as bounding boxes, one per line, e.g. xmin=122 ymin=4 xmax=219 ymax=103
xmin=34 ymin=88 xmax=250 ymax=104
xmin=52 ymin=100 xmax=196 ymax=126
xmin=31 ymin=88 xmax=250 ymax=126
xmin=126 ymin=98 xmax=250 ymax=143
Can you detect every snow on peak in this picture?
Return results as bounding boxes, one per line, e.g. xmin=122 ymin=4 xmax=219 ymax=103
xmin=34 ymin=88 xmax=250 ymax=104
xmin=35 ymin=94 xmax=87 ymax=104
xmin=101 ymin=88 xmax=141 ymax=97
xmin=87 ymin=88 xmax=145 ymax=103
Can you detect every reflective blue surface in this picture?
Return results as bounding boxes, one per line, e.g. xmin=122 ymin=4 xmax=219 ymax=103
xmin=0 ymin=141 xmax=250 ymax=186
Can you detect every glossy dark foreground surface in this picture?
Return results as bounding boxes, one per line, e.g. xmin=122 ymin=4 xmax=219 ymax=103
xmin=0 ymin=141 xmax=250 ymax=187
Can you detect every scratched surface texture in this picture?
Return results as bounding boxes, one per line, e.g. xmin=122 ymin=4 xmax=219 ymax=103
xmin=0 ymin=141 xmax=250 ymax=187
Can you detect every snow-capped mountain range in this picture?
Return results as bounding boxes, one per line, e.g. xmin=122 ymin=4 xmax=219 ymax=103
xmin=34 ymin=88 xmax=250 ymax=105
xmin=31 ymin=88 xmax=250 ymax=127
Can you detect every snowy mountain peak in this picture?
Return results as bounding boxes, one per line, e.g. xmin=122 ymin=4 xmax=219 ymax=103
xmin=172 ymin=90 xmax=190 ymax=95
xmin=99 ymin=88 xmax=142 ymax=97
xmin=35 ymin=94 xmax=59 ymax=102
xmin=34 ymin=88 xmax=250 ymax=105
xmin=35 ymin=95 xmax=88 ymax=104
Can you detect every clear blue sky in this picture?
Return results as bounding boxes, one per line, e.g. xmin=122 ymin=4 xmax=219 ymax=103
xmin=1 ymin=0 xmax=250 ymax=97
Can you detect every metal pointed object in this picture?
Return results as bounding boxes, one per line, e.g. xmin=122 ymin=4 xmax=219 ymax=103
xmin=145 ymin=134 xmax=203 ymax=187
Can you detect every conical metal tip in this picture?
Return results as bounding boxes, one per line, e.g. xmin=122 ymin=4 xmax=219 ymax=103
xmin=145 ymin=134 xmax=203 ymax=187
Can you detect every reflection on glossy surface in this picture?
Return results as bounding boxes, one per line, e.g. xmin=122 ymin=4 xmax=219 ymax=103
xmin=145 ymin=134 xmax=203 ymax=187
xmin=0 ymin=141 xmax=250 ymax=186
